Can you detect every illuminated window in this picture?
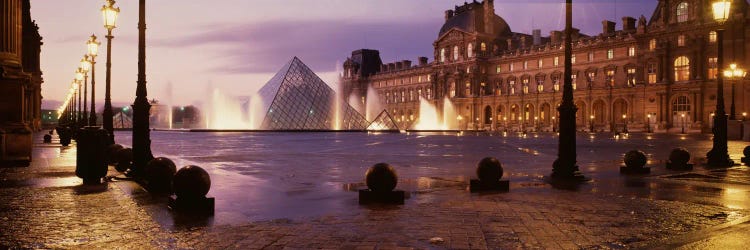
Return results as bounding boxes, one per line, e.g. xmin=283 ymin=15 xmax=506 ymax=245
xmin=496 ymin=65 xmax=501 ymax=74
xmin=554 ymin=56 xmax=559 ymax=66
xmin=465 ymin=82 xmax=471 ymax=96
xmin=628 ymin=46 xmax=636 ymax=57
xmin=509 ymin=80 xmax=516 ymax=95
xmin=606 ymin=69 xmax=615 ymax=86
xmin=627 ymin=68 xmax=637 ymax=86
xmin=571 ymin=74 xmax=577 ymax=90
xmin=571 ymin=54 xmax=576 ymax=64
xmin=450 ymin=82 xmax=456 ymax=97
xmin=709 ymin=31 xmax=717 ymax=43
xmin=649 ymin=39 xmax=657 ymax=51
xmin=440 ymin=48 xmax=446 ymax=62
xmin=509 ymin=63 xmax=514 ymax=71
xmin=676 ymin=2 xmax=689 ymax=23
xmin=538 ymin=59 xmax=543 ymax=68
xmin=672 ymin=95 xmax=690 ymax=112
xmin=385 ymin=92 xmax=390 ymax=104
xmin=426 ymin=88 xmax=432 ymax=99
xmin=495 ymin=82 xmax=502 ymax=95
xmin=588 ymin=52 xmax=594 ymax=62
xmin=647 ymin=62 xmax=658 ymax=84
xmin=607 ymin=49 xmax=614 ymax=59
xmin=453 ymin=46 xmax=459 ymax=61
xmin=401 ymin=90 xmax=406 ymax=102
xmin=481 ymin=42 xmax=487 ymax=51
xmin=677 ymin=35 xmax=686 ymax=47
xmin=523 ymin=61 xmax=528 ymax=70
xmin=708 ymin=57 xmax=718 ymax=79
xmin=674 ymin=56 xmax=690 ymax=81
xmin=522 ymin=78 xmax=529 ymax=94
xmin=467 ymin=43 xmax=473 ymax=58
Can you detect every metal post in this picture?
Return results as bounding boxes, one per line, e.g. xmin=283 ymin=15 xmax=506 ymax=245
xmin=131 ymin=0 xmax=154 ymax=176
xmin=103 ymin=28 xmax=115 ymax=144
xmin=89 ymin=57 xmax=97 ymax=126
xmin=707 ymin=28 xmax=733 ymax=167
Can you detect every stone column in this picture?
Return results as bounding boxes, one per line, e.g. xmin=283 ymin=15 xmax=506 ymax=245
xmin=0 ymin=0 xmax=32 ymax=166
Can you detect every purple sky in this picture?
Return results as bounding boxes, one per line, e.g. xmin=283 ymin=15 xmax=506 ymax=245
xmin=34 ymin=0 xmax=656 ymax=109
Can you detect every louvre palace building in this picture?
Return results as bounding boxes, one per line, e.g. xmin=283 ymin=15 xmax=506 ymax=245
xmin=340 ymin=0 xmax=750 ymax=133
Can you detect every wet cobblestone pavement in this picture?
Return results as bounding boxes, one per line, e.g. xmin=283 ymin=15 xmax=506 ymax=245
xmin=1 ymin=132 xmax=750 ymax=249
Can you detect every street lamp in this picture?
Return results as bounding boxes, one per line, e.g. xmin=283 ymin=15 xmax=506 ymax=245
xmin=707 ymin=0 xmax=733 ymax=167
xmin=646 ymin=114 xmax=652 ymax=133
xmin=131 ymin=0 xmax=155 ymax=175
xmin=457 ymin=115 xmax=463 ymax=130
xmin=102 ymin=0 xmax=120 ymax=144
xmin=87 ymin=35 xmax=100 ymax=126
xmin=75 ymin=69 xmax=84 ymax=127
xmin=725 ymin=63 xmax=747 ymax=120
xmin=80 ymin=57 xmax=91 ymax=126
xmin=622 ymin=114 xmax=628 ymax=133
xmin=71 ymin=81 xmax=79 ymax=126
xmin=743 ymin=112 xmax=747 ymax=121
xmin=552 ymin=116 xmax=556 ymax=132
xmin=589 ymin=115 xmax=595 ymax=132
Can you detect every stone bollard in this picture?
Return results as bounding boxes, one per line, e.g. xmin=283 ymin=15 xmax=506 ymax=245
xmin=114 ymin=147 xmax=133 ymax=173
xmin=666 ymin=148 xmax=693 ymax=170
xmin=105 ymin=144 xmax=124 ymax=165
xmin=359 ymin=163 xmax=405 ymax=204
xmin=75 ymin=127 xmax=109 ymax=184
xmin=620 ymin=150 xmax=650 ymax=174
xmin=470 ymin=157 xmax=509 ymax=192
xmin=742 ymin=146 xmax=750 ymax=165
xmin=169 ymin=165 xmax=214 ymax=215
xmin=43 ymin=134 xmax=52 ymax=143
xmin=146 ymin=157 xmax=177 ymax=193
xmin=57 ymin=127 xmax=71 ymax=146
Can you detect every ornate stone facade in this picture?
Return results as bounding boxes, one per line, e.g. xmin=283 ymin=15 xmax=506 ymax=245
xmin=341 ymin=0 xmax=749 ymax=133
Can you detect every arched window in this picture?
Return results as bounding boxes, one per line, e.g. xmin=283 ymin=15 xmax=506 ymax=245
xmin=465 ymin=82 xmax=471 ymax=96
xmin=676 ymin=2 xmax=689 ymax=23
xmin=674 ymin=56 xmax=690 ymax=81
xmin=481 ymin=42 xmax=487 ymax=51
xmin=449 ymin=82 xmax=456 ymax=97
xmin=467 ymin=43 xmax=474 ymax=58
xmin=453 ymin=46 xmax=459 ymax=61
xmin=440 ymin=48 xmax=446 ymax=62
xmin=672 ymin=95 xmax=690 ymax=112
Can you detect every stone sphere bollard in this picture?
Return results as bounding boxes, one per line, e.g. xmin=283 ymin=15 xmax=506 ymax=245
xmin=173 ymin=165 xmax=211 ymax=199
xmin=114 ymin=147 xmax=133 ymax=172
xmin=624 ymin=150 xmax=647 ymax=168
xmin=668 ymin=148 xmax=691 ymax=166
xmin=743 ymin=146 xmax=750 ymax=159
xmin=365 ymin=163 xmax=398 ymax=192
xmin=43 ymin=134 xmax=52 ymax=143
xmin=146 ymin=157 xmax=177 ymax=192
xmin=105 ymin=144 xmax=124 ymax=164
xmin=476 ymin=157 xmax=503 ymax=182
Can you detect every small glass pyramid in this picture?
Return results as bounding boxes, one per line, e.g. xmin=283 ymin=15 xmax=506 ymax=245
xmin=366 ymin=109 xmax=400 ymax=131
xmin=256 ymin=57 xmax=368 ymax=130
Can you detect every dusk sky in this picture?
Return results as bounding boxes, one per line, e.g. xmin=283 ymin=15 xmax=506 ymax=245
xmin=34 ymin=0 xmax=656 ymax=109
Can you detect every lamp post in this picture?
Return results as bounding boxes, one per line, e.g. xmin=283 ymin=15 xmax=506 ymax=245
xmin=622 ymin=114 xmax=628 ymax=133
xmin=87 ymin=35 xmax=100 ymax=126
xmin=457 ymin=115 xmax=463 ymax=131
xmin=725 ymin=63 xmax=747 ymax=120
xmin=551 ymin=0 xmax=585 ymax=181
xmin=102 ymin=0 xmax=120 ymax=144
xmin=681 ymin=113 xmax=686 ymax=134
xmin=80 ymin=57 xmax=91 ymax=126
xmin=72 ymin=82 xmax=78 ymax=126
xmin=646 ymin=114 xmax=651 ymax=133
xmin=707 ymin=0 xmax=734 ymax=167
xmin=552 ymin=116 xmax=556 ymax=132
xmin=132 ymin=0 xmax=154 ymax=176
xmin=589 ymin=115 xmax=594 ymax=133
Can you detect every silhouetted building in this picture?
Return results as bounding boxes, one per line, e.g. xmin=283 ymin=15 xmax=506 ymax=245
xmin=341 ymin=0 xmax=750 ymax=133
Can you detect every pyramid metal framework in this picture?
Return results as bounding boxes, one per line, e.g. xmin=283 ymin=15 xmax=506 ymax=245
xmin=257 ymin=57 xmax=368 ymax=130
xmin=367 ymin=109 xmax=400 ymax=131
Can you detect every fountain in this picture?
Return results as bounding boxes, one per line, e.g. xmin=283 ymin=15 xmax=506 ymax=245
xmin=365 ymin=85 xmax=383 ymax=121
xmin=413 ymin=96 xmax=458 ymax=130
xmin=204 ymin=88 xmax=254 ymax=130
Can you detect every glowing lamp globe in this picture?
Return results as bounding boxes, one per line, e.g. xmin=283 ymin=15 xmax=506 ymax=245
xmin=101 ymin=0 xmax=120 ymax=30
xmin=712 ymin=0 xmax=731 ymax=23
xmin=87 ymin=34 xmax=100 ymax=57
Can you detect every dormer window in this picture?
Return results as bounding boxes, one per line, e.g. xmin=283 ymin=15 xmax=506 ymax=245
xmin=676 ymin=2 xmax=689 ymax=23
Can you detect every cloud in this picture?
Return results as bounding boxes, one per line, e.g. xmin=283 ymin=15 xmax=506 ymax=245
xmin=152 ymin=19 xmax=440 ymax=74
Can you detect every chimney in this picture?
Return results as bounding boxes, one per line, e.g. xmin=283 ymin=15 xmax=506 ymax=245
xmin=445 ymin=10 xmax=454 ymax=21
xmin=418 ymin=57 xmax=428 ymax=66
xmin=550 ymin=30 xmax=562 ymax=44
xmin=402 ymin=60 xmax=412 ymax=69
xmin=483 ymin=0 xmax=495 ymax=34
xmin=602 ymin=20 xmax=616 ymax=35
xmin=622 ymin=16 xmax=636 ymax=31
xmin=395 ymin=61 xmax=403 ymax=70
xmin=532 ymin=29 xmax=542 ymax=46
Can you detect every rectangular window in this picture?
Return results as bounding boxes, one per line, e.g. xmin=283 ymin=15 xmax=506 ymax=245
xmin=427 ymin=74 xmax=431 ymax=81
xmin=554 ymin=56 xmax=559 ymax=66
xmin=647 ymin=63 xmax=657 ymax=84
xmin=607 ymin=49 xmax=614 ymax=59
xmin=571 ymin=75 xmax=577 ymax=90
xmin=538 ymin=59 xmax=543 ymax=68
xmin=708 ymin=57 xmax=718 ymax=80
xmin=509 ymin=63 xmax=514 ymax=71
xmin=496 ymin=65 xmax=501 ymax=74
xmin=627 ymin=68 xmax=636 ymax=86
xmin=649 ymin=39 xmax=657 ymax=51
xmin=588 ymin=52 xmax=594 ymax=62
xmin=628 ymin=46 xmax=636 ymax=57
xmin=606 ymin=69 xmax=615 ymax=86
xmin=523 ymin=61 xmax=528 ymax=70
xmin=678 ymin=35 xmax=686 ymax=47
xmin=571 ymin=54 xmax=576 ymax=64
xmin=709 ymin=31 xmax=717 ymax=43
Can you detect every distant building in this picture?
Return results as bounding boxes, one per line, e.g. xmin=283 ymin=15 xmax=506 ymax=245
xmin=341 ymin=0 xmax=750 ymax=133
xmin=40 ymin=109 xmax=58 ymax=127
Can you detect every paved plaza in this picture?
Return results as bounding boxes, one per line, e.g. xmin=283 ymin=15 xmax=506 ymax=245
xmin=2 ymin=132 xmax=750 ymax=249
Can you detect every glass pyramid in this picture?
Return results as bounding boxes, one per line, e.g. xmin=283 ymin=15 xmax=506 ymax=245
xmin=257 ymin=57 xmax=368 ymax=130
xmin=367 ymin=109 xmax=400 ymax=131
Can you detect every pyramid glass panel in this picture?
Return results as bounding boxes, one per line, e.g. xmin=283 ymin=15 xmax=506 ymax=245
xmin=367 ymin=109 xmax=400 ymax=131
xmin=255 ymin=57 xmax=368 ymax=130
